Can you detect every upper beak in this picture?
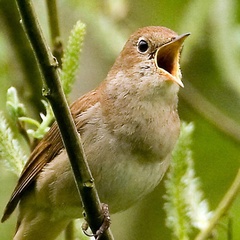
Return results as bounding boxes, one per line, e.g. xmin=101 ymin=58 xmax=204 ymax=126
xmin=155 ymin=33 xmax=190 ymax=88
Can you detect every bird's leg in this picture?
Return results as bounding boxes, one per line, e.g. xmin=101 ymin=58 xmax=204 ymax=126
xmin=82 ymin=203 xmax=111 ymax=239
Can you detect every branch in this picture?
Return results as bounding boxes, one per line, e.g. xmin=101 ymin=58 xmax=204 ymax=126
xmin=195 ymin=169 xmax=240 ymax=240
xmin=46 ymin=0 xmax=63 ymax=67
xmin=15 ymin=0 xmax=114 ymax=239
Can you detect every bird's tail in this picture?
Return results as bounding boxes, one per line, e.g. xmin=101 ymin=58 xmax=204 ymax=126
xmin=13 ymin=211 xmax=70 ymax=240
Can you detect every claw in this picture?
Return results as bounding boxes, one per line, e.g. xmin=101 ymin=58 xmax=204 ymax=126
xmin=82 ymin=203 xmax=111 ymax=239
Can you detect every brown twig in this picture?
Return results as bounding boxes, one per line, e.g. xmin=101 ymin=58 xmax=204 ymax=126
xmin=46 ymin=0 xmax=63 ymax=67
xmin=195 ymin=169 xmax=240 ymax=240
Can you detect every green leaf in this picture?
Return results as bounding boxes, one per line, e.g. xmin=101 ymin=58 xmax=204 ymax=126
xmin=61 ymin=21 xmax=86 ymax=97
xmin=0 ymin=112 xmax=27 ymax=176
xmin=164 ymin=122 xmax=212 ymax=239
xmin=6 ymin=87 xmax=26 ymax=120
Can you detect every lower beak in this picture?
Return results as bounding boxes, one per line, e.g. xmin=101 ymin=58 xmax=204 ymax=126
xmin=155 ymin=33 xmax=190 ymax=88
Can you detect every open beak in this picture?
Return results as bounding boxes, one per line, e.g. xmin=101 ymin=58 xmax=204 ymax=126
xmin=155 ymin=33 xmax=190 ymax=88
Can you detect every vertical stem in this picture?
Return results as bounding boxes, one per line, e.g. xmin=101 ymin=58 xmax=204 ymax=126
xmin=15 ymin=0 xmax=113 ymax=239
xmin=46 ymin=0 xmax=63 ymax=67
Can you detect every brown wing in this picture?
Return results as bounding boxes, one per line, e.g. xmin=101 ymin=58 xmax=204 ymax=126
xmin=1 ymin=90 xmax=100 ymax=222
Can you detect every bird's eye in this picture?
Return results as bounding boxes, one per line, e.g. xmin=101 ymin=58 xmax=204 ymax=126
xmin=137 ymin=39 xmax=149 ymax=53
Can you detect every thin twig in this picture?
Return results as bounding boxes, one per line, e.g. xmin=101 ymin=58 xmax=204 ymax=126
xmin=46 ymin=0 xmax=63 ymax=67
xmin=180 ymin=81 xmax=240 ymax=143
xmin=15 ymin=0 xmax=114 ymax=239
xmin=195 ymin=169 xmax=240 ymax=240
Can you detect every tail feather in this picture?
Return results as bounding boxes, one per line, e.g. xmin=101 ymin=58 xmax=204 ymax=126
xmin=1 ymin=196 xmax=20 ymax=223
xmin=13 ymin=210 xmax=70 ymax=240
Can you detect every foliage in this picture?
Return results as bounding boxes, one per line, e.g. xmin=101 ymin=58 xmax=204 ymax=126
xmin=0 ymin=112 xmax=27 ymax=176
xmin=164 ymin=123 xmax=212 ymax=239
xmin=0 ymin=18 xmax=86 ymax=176
xmin=61 ymin=21 xmax=86 ymax=97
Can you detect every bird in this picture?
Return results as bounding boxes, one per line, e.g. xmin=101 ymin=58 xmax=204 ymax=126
xmin=1 ymin=26 xmax=189 ymax=240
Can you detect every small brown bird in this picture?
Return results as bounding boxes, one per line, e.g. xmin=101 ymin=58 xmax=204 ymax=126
xmin=2 ymin=26 xmax=189 ymax=239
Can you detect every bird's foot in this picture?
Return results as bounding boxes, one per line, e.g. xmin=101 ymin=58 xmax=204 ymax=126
xmin=82 ymin=203 xmax=111 ymax=240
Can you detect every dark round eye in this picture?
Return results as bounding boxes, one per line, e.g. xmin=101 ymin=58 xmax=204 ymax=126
xmin=137 ymin=39 xmax=149 ymax=53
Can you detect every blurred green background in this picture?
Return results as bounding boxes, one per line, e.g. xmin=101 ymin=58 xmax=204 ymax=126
xmin=0 ymin=0 xmax=240 ymax=239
